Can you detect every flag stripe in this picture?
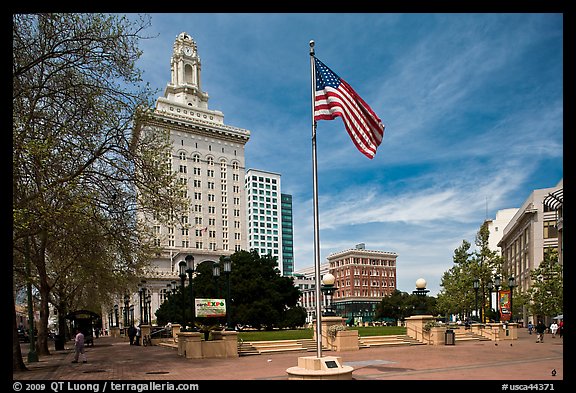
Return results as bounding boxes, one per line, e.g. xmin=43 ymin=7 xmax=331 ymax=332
xmin=313 ymin=56 xmax=384 ymax=159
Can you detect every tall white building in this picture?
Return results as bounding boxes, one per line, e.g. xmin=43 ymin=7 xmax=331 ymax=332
xmin=110 ymin=32 xmax=251 ymax=327
xmin=485 ymin=208 xmax=519 ymax=253
xmin=245 ymin=168 xmax=284 ymax=275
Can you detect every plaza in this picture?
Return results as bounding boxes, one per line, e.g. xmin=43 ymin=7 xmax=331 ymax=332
xmin=13 ymin=328 xmax=563 ymax=383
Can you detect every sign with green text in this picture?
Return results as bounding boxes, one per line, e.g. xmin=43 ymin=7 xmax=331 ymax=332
xmin=195 ymin=298 xmax=226 ymax=317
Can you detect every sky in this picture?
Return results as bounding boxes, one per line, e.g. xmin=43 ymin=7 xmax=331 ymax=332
xmin=131 ymin=13 xmax=563 ymax=296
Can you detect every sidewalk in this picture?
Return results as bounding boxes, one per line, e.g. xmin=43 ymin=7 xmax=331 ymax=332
xmin=13 ymin=329 xmax=565 ymax=384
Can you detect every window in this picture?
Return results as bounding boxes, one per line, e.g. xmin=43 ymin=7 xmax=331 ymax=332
xmin=543 ymin=220 xmax=558 ymax=239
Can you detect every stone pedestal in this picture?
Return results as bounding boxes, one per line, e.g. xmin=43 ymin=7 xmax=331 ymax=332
xmin=171 ymin=324 xmax=181 ymax=340
xmin=286 ymin=356 xmax=354 ymax=380
xmin=405 ymin=314 xmax=435 ymax=342
xmin=110 ymin=327 xmax=120 ymax=338
xmin=313 ymin=316 xmax=348 ymax=350
xmin=177 ymin=330 xmax=238 ymax=359
xmin=140 ymin=324 xmax=151 ymax=338
xmin=210 ymin=330 xmax=239 ymax=358
xmin=177 ymin=332 xmax=203 ymax=359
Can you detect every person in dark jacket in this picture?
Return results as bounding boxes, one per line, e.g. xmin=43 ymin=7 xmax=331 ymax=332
xmin=535 ymin=320 xmax=546 ymax=343
xmin=128 ymin=325 xmax=136 ymax=345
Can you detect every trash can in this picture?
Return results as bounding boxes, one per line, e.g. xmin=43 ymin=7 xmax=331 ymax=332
xmin=445 ymin=329 xmax=455 ymax=345
xmin=54 ymin=335 xmax=65 ymax=350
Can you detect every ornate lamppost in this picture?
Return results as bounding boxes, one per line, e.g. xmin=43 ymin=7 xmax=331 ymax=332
xmin=487 ymin=280 xmax=493 ymax=322
xmin=129 ymin=305 xmax=134 ymax=326
xmin=508 ymin=275 xmax=516 ymax=323
xmin=138 ymin=280 xmax=146 ymax=324
xmin=113 ymin=304 xmax=119 ymax=327
xmin=212 ymin=260 xmax=220 ymax=293
xmin=222 ymin=256 xmax=233 ymax=330
xmin=146 ymin=293 xmax=152 ymax=325
xmin=412 ymin=278 xmax=429 ymax=315
xmin=494 ymin=274 xmax=501 ymax=322
xmin=473 ymin=278 xmax=480 ymax=322
xmin=179 ymin=260 xmax=187 ymax=327
xmin=123 ymin=294 xmax=130 ymax=329
xmin=321 ymin=273 xmax=337 ymax=316
xmin=185 ymin=255 xmax=196 ymax=329
xmin=178 ymin=255 xmax=196 ymax=329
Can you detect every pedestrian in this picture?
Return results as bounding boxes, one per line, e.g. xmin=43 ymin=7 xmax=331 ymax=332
xmin=527 ymin=321 xmax=534 ymax=335
xmin=550 ymin=321 xmax=559 ymax=338
xmin=558 ymin=320 xmax=563 ymax=338
xmin=71 ymin=328 xmax=87 ymax=363
xmin=128 ymin=325 xmax=136 ymax=345
xmin=135 ymin=324 xmax=141 ymax=346
xmin=535 ymin=320 xmax=546 ymax=343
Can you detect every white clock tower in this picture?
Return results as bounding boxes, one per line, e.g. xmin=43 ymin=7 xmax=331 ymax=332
xmin=163 ymin=32 xmax=208 ymax=108
xmin=130 ymin=32 xmax=250 ymax=327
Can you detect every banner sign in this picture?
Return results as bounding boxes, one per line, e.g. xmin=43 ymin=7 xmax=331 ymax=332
xmin=499 ymin=290 xmax=511 ymax=321
xmin=195 ymin=298 xmax=226 ymax=317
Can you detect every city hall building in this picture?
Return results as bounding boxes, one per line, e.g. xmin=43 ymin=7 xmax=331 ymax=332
xmin=105 ymin=32 xmax=250 ymax=329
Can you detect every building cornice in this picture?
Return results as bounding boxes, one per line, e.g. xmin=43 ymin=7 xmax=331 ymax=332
xmin=148 ymin=109 xmax=250 ymax=144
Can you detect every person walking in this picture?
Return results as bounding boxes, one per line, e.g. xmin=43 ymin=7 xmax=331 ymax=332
xmin=71 ymin=328 xmax=87 ymax=363
xmin=550 ymin=321 xmax=559 ymax=338
xmin=558 ymin=320 xmax=563 ymax=338
xmin=535 ymin=320 xmax=546 ymax=343
xmin=128 ymin=325 xmax=136 ymax=345
xmin=135 ymin=324 xmax=141 ymax=346
xmin=527 ymin=321 xmax=534 ymax=335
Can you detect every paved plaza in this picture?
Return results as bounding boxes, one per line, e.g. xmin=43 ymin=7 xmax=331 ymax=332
xmin=13 ymin=328 xmax=565 ymax=387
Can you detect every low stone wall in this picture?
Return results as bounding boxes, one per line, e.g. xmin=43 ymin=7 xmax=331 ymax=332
xmin=177 ymin=330 xmax=238 ymax=359
xmin=313 ymin=317 xmax=359 ymax=352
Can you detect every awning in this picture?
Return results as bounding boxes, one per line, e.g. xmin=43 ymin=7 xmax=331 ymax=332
xmin=543 ymin=188 xmax=563 ymax=210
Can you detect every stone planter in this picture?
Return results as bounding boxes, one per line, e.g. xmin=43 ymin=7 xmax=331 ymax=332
xmin=333 ymin=329 xmax=359 ymax=351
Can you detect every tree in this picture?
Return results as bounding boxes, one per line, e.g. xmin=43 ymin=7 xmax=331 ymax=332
xmin=374 ymin=290 xmax=411 ymax=322
xmin=13 ymin=13 xmax=186 ymax=368
xmin=230 ymin=250 xmax=301 ymax=330
xmin=528 ymin=248 xmax=563 ymax=320
xmin=154 ymin=250 xmax=303 ymax=330
xmin=437 ymin=221 xmax=505 ymax=323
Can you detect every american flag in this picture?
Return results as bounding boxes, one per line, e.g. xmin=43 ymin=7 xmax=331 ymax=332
xmin=314 ymin=56 xmax=384 ymax=159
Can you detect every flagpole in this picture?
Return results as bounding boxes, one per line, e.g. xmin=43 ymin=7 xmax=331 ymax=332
xmin=310 ymin=40 xmax=323 ymax=359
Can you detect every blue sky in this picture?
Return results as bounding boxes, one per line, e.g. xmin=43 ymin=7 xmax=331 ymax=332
xmin=133 ymin=13 xmax=563 ymax=296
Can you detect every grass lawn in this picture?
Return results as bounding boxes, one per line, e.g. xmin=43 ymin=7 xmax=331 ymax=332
xmin=237 ymin=325 xmax=406 ymax=341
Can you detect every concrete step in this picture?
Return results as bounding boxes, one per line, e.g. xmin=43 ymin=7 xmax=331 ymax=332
xmin=358 ymin=334 xmax=425 ymax=347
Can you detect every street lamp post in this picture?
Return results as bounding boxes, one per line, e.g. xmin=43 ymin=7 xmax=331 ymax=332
xmin=123 ymin=294 xmax=130 ymax=328
xmin=412 ymin=278 xmax=429 ymax=315
xmin=185 ymin=255 xmax=196 ymax=329
xmin=113 ymin=304 xmax=119 ymax=327
xmin=487 ymin=280 xmax=493 ymax=322
xmin=508 ymin=275 xmax=516 ymax=323
xmin=473 ymin=278 xmax=479 ymax=322
xmin=212 ymin=261 xmax=220 ymax=294
xmin=146 ymin=294 xmax=152 ymax=325
xmin=179 ymin=260 xmax=187 ymax=327
xmin=138 ymin=280 xmax=146 ymax=324
xmin=222 ymin=256 xmax=232 ymax=330
xmin=494 ymin=275 xmax=501 ymax=322
xmin=321 ymin=273 xmax=337 ymax=316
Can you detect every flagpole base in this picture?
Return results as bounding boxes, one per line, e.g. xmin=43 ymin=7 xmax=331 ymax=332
xmin=286 ymin=356 xmax=354 ymax=380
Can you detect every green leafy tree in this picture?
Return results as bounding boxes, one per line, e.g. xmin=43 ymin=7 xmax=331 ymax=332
xmin=13 ymin=13 xmax=186 ymax=368
xmin=154 ymin=250 xmax=303 ymax=330
xmin=528 ymin=248 xmax=563 ymax=320
xmin=375 ymin=289 xmax=437 ymax=322
xmin=437 ymin=222 xmax=505 ymax=323
xmin=374 ymin=290 xmax=411 ymax=322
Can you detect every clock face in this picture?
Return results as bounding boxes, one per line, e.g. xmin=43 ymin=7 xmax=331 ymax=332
xmin=184 ymin=47 xmax=192 ymax=56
